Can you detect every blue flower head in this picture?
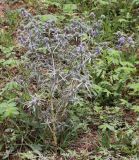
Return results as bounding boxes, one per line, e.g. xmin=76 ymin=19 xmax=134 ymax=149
xmin=76 ymin=43 xmax=85 ymax=52
xmin=118 ymin=36 xmax=126 ymax=46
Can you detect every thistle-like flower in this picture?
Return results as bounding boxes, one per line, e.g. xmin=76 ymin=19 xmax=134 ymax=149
xmin=118 ymin=36 xmax=126 ymax=46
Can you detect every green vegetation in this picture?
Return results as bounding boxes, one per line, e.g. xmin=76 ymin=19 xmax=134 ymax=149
xmin=0 ymin=0 xmax=139 ymax=159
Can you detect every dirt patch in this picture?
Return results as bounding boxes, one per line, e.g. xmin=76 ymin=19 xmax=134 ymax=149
xmin=47 ymin=5 xmax=61 ymax=14
xmin=69 ymin=129 xmax=99 ymax=153
xmin=123 ymin=109 xmax=137 ymax=125
xmin=0 ymin=2 xmax=9 ymax=18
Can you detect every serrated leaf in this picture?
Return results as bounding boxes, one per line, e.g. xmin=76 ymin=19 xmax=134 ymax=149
xmin=0 ymin=101 xmax=19 ymax=119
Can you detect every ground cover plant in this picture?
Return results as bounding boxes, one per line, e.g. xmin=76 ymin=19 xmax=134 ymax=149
xmin=0 ymin=0 xmax=139 ymax=159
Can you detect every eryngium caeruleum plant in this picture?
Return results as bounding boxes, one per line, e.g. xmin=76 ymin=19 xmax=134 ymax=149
xmin=16 ymin=9 xmax=135 ymax=146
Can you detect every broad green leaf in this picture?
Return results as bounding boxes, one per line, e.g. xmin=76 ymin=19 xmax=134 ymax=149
xmin=132 ymin=0 xmax=139 ymax=5
xmin=99 ymin=123 xmax=115 ymax=132
xmin=63 ymin=4 xmax=77 ymax=13
xmin=0 ymin=45 xmax=14 ymax=55
xmin=118 ymin=18 xmax=128 ymax=23
xmin=5 ymin=81 xmax=19 ymax=90
xmin=45 ymin=0 xmax=61 ymax=7
xmin=128 ymin=83 xmax=139 ymax=93
xmin=98 ymin=0 xmax=109 ymax=5
xmin=115 ymin=66 xmax=136 ymax=75
xmin=120 ymin=61 xmax=134 ymax=67
xmin=132 ymin=105 xmax=139 ymax=112
xmin=2 ymin=58 xmax=19 ymax=67
xmin=39 ymin=14 xmax=57 ymax=22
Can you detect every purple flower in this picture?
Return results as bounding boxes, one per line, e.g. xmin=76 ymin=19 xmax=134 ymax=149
xmin=118 ymin=36 xmax=126 ymax=46
xmin=18 ymin=36 xmax=26 ymax=45
xmin=127 ymin=37 xmax=134 ymax=45
xmin=91 ymin=29 xmax=98 ymax=37
xmin=95 ymin=48 xmax=101 ymax=54
xmin=94 ymin=21 xmax=102 ymax=29
xmin=44 ymin=37 xmax=49 ymax=43
xmin=76 ymin=43 xmax=85 ymax=52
